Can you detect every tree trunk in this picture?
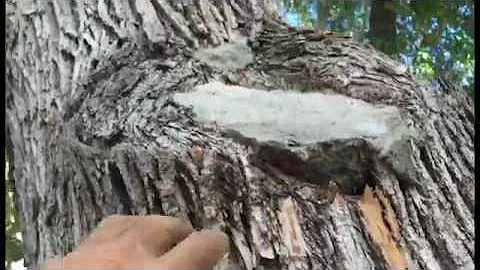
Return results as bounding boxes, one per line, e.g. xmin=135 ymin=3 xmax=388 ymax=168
xmin=6 ymin=1 xmax=474 ymax=270
xmin=369 ymin=0 xmax=397 ymax=55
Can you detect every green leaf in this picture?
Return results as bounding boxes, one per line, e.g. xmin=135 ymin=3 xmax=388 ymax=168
xmin=6 ymin=236 xmax=24 ymax=265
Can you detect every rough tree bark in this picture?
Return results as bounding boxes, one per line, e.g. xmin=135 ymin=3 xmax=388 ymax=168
xmin=6 ymin=1 xmax=474 ymax=270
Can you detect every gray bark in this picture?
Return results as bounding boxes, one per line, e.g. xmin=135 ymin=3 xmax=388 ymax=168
xmin=6 ymin=1 xmax=474 ymax=270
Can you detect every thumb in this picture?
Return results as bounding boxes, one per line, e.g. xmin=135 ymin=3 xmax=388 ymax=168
xmin=143 ymin=230 xmax=229 ymax=270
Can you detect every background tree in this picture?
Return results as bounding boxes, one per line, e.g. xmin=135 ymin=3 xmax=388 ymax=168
xmin=6 ymin=0 xmax=474 ymax=269
xmin=369 ymin=0 xmax=396 ymax=55
xmin=279 ymin=0 xmax=475 ymax=97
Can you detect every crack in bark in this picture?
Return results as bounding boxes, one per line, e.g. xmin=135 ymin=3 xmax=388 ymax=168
xmin=73 ymin=154 xmax=101 ymax=230
xmin=174 ymin=159 xmax=202 ymax=228
xmin=107 ymin=161 xmax=133 ymax=215
xmin=127 ymin=152 xmax=151 ymax=214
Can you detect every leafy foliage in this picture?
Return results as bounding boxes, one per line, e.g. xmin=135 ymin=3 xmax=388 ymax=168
xmin=277 ymin=0 xmax=474 ymax=97
xmin=5 ymin=157 xmax=24 ymax=269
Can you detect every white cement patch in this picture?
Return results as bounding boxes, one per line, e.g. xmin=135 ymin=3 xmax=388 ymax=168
xmin=173 ymin=81 xmax=412 ymax=155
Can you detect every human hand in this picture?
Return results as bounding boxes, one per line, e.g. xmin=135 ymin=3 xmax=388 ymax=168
xmin=45 ymin=215 xmax=229 ymax=269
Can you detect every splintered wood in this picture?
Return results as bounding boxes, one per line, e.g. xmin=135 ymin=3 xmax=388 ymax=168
xmin=278 ymin=197 xmax=308 ymax=258
xmin=359 ymin=186 xmax=408 ymax=270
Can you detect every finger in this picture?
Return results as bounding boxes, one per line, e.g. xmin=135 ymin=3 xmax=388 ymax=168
xmin=82 ymin=215 xmax=194 ymax=257
xmin=144 ymin=230 xmax=229 ymax=270
xmin=79 ymin=215 xmax=135 ymax=249
xmin=135 ymin=215 xmax=194 ymax=256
